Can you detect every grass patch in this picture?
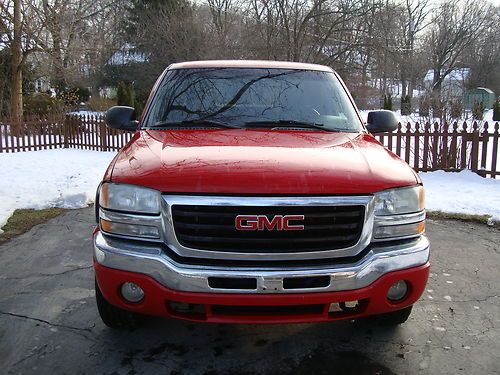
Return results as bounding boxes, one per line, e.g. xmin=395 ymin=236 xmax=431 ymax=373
xmin=427 ymin=210 xmax=497 ymax=227
xmin=0 ymin=208 xmax=68 ymax=244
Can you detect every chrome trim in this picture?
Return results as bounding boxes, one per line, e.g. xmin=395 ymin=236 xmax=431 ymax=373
xmin=372 ymin=210 xmax=426 ymax=242
xmin=161 ymin=195 xmax=374 ymax=261
xmin=94 ymin=232 xmax=430 ymax=294
xmin=374 ymin=211 xmax=425 ymax=226
xmin=99 ymin=209 xmax=164 ymax=242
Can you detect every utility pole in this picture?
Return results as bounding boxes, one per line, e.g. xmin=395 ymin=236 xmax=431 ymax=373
xmin=11 ymin=0 xmax=23 ymax=123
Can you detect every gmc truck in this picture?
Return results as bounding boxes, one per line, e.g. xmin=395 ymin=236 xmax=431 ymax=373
xmin=94 ymin=60 xmax=430 ymax=329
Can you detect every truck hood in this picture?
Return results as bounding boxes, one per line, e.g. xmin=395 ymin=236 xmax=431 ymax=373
xmin=110 ymin=129 xmax=418 ymax=194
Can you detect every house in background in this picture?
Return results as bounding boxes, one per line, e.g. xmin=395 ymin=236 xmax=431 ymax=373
xmin=465 ymin=87 xmax=495 ymax=109
xmin=106 ymin=43 xmax=147 ymax=66
xmin=99 ymin=43 xmax=148 ymax=98
xmin=424 ymin=68 xmax=470 ymax=99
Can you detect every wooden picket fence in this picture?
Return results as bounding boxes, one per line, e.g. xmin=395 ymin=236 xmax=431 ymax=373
xmin=0 ymin=114 xmax=132 ymax=153
xmin=0 ymin=114 xmax=499 ymax=178
xmin=375 ymin=122 xmax=499 ymax=178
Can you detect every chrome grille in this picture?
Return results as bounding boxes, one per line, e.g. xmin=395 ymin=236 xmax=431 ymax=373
xmin=171 ymin=204 xmax=365 ymax=253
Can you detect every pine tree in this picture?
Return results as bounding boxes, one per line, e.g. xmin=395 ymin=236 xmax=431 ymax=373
xmin=493 ymin=100 xmax=500 ymax=122
xmin=383 ymin=94 xmax=393 ymax=111
xmin=401 ymin=95 xmax=411 ymax=115
xmin=116 ymin=82 xmax=135 ymax=107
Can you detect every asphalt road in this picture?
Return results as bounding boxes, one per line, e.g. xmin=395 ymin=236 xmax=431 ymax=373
xmin=0 ymin=208 xmax=499 ymax=375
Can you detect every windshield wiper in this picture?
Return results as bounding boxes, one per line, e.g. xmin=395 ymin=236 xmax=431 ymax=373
xmin=150 ymin=119 xmax=242 ymax=129
xmin=244 ymin=120 xmax=331 ymax=131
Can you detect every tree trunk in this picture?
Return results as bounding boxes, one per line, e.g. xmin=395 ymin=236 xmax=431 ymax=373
xmin=432 ymin=69 xmax=442 ymax=94
xmin=10 ymin=0 xmax=23 ymax=126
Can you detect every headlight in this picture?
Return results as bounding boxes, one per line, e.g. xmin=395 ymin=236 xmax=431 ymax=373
xmin=374 ymin=186 xmax=424 ymax=216
xmin=373 ymin=185 xmax=425 ymax=241
xmin=99 ymin=183 xmax=161 ymax=214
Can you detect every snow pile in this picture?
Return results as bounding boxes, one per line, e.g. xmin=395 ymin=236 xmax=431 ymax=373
xmin=420 ymin=170 xmax=500 ymax=222
xmin=0 ymin=149 xmax=116 ymax=231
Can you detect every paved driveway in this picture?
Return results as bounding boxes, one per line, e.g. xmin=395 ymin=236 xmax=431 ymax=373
xmin=0 ymin=208 xmax=499 ymax=374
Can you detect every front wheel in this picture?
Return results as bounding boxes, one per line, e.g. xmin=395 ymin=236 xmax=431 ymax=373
xmin=95 ymin=279 xmax=140 ymax=330
xmin=377 ymin=305 xmax=413 ymax=325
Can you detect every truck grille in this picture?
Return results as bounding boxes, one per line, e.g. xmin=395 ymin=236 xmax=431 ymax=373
xmin=171 ymin=205 xmax=365 ymax=253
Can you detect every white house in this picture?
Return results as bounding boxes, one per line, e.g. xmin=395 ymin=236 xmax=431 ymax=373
xmin=106 ymin=43 xmax=147 ymax=66
xmin=423 ymin=68 xmax=470 ymax=98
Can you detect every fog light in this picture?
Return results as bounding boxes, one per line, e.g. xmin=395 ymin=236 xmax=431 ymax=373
xmin=387 ymin=280 xmax=408 ymax=301
xmin=121 ymin=282 xmax=145 ymax=303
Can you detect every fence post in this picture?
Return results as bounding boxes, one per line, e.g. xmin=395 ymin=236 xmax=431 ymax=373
xmin=414 ymin=122 xmax=420 ymax=172
xmin=432 ymin=122 xmax=439 ymax=170
xmin=404 ymin=123 xmax=411 ymax=164
xmin=460 ymin=122 xmax=468 ymax=170
xmin=63 ymin=115 xmax=69 ymax=148
xmin=470 ymin=122 xmax=479 ymax=173
xmin=395 ymin=123 xmax=402 ymax=157
xmin=422 ymin=123 xmax=430 ymax=172
xmin=99 ymin=122 xmax=108 ymax=151
xmin=491 ymin=123 xmax=499 ymax=178
xmin=480 ymin=123 xmax=489 ymax=176
xmin=442 ymin=122 xmax=449 ymax=169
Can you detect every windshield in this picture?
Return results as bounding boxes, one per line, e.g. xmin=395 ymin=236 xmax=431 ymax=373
xmin=144 ymin=68 xmax=362 ymax=132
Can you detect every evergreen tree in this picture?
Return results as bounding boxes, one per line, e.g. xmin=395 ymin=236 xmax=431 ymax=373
xmin=116 ymin=81 xmax=135 ymax=107
xmin=383 ymin=94 xmax=393 ymax=111
xmin=401 ymin=95 xmax=411 ymax=115
xmin=493 ymin=100 xmax=500 ymax=122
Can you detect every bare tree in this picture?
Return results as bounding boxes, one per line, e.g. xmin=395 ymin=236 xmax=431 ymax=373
xmin=427 ymin=0 xmax=494 ymax=95
xmin=462 ymin=6 xmax=500 ymax=94
xmin=0 ymin=0 xmax=23 ymax=121
xmin=0 ymin=0 xmax=123 ymax=117
xmin=399 ymin=0 xmax=431 ymax=98
xmin=11 ymin=0 xmax=22 ymax=122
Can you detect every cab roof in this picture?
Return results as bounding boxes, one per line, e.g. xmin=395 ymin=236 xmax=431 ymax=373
xmin=168 ymin=60 xmax=334 ymax=72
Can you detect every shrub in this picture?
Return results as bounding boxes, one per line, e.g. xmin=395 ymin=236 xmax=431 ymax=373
xmin=87 ymin=96 xmax=116 ymax=111
xmin=24 ymin=93 xmax=64 ymax=116
xmin=401 ymin=95 xmax=411 ymax=115
xmin=73 ymin=87 xmax=91 ymax=103
xmin=493 ymin=100 xmax=500 ymax=122
xmin=472 ymin=100 xmax=485 ymax=120
xmin=134 ymin=89 xmax=150 ymax=115
xmin=116 ymin=81 xmax=135 ymax=107
xmin=56 ymin=86 xmax=91 ymax=107
xmin=431 ymin=95 xmax=444 ymax=118
xmin=450 ymin=99 xmax=463 ymax=119
xmin=382 ymin=94 xmax=393 ymax=111
xmin=419 ymin=96 xmax=430 ymax=116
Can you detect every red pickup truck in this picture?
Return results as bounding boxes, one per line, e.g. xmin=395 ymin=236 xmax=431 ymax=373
xmin=94 ymin=60 xmax=429 ymax=329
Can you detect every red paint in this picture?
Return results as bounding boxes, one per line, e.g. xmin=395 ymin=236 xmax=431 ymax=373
xmin=235 ymin=215 xmax=305 ymax=231
xmin=108 ymin=130 xmax=418 ymax=194
xmin=94 ymin=262 xmax=430 ymax=324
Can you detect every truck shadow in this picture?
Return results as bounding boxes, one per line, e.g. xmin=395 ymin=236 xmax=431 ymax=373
xmin=100 ymin=315 xmax=400 ymax=374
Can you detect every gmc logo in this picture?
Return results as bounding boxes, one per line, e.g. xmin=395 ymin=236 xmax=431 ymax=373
xmin=235 ymin=215 xmax=305 ymax=231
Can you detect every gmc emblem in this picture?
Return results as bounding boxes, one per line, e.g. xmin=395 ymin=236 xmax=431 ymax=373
xmin=235 ymin=215 xmax=305 ymax=231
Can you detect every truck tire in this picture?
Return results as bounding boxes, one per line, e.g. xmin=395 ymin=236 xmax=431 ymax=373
xmin=95 ymin=279 xmax=140 ymax=330
xmin=377 ymin=305 xmax=413 ymax=325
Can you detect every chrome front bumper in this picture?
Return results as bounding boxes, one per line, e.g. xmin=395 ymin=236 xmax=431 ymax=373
xmin=93 ymin=232 xmax=430 ymax=294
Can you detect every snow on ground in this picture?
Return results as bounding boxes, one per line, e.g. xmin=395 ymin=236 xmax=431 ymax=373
xmin=0 ymin=149 xmax=116 ymax=232
xmin=0 ymin=149 xmax=499 ymax=232
xmin=420 ymin=170 xmax=500 ymax=222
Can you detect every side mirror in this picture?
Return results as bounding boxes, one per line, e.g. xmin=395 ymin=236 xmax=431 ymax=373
xmin=105 ymin=106 xmax=138 ymax=131
xmin=365 ymin=110 xmax=399 ymax=133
